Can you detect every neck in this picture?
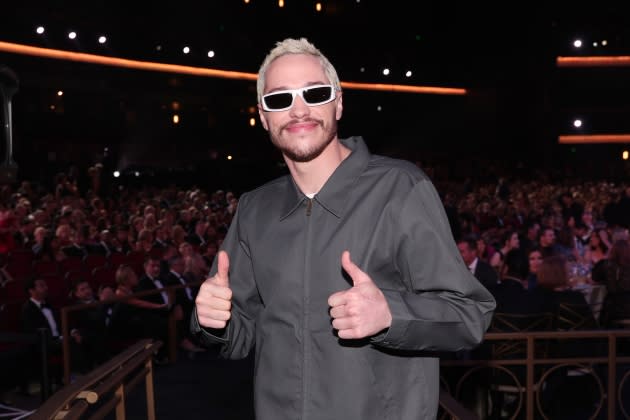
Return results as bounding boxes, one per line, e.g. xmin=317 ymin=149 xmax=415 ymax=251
xmin=285 ymin=137 xmax=350 ymax=196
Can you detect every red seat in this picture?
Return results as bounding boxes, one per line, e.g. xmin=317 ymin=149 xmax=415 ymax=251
xmin=41 ymin=273 xmax=70 ymax=307
xmin=59 ymin=256 xmax=83 ymax=276
xmin=7 ymin=249 xmax=35 ymax=267
xmin=108 ymin=252 xmax=127 ymax=269
xmin=91 ymin=266 xmax=117 ymax=289
xmin=5 ymin=260 xmax=32 ymax=283
xmin=84 ymin=254 xmax=107 ymax=273
xmin=32 ymin=260 xmax=60 ymax=277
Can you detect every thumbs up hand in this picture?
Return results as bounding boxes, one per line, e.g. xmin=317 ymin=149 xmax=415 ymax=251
xmin=327 ymin=251 xmax=392 ymax=339
xmin=196 ymin=250 xmax=233 ymax=329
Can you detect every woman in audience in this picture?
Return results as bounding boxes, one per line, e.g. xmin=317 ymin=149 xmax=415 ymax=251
xmin=110 ymin=265 xmax=169 ymax=353
xmin=489 ymin=229 xmax=520 ymax=273
xmin=534 ymin=255 xmax=594 ymax=330
xmin=526 ymin=247 xmax=544 ymax=290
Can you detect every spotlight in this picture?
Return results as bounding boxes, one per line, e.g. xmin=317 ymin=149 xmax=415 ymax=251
xmin=36 ymin=26 xmax=45 ymax=34
xmin=98 ymin=36 xmax=107 ymax=44
xmin=68 ymin=31 xmax=77 ymax=40
xmin=207 ymin=50 xmax=215 ymax=58
xmin=573 ymin=119 xmax=582 ymax=128
xmin=405 ymin=70 xmax=412 ymax=77
xmin=183 ymin=46 xmax=190 ymax=54
xmin=383 ymin=68 xmax=390 ymax=76
xmin=573 ymin=39 xmax=582 ymax=48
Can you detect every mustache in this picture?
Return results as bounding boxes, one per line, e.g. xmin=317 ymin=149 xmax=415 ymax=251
xmin=281 ymin=118 xmax=323 ymax=131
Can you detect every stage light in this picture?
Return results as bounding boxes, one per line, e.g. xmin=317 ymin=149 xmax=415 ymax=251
xmin=602 ymin=40 xmax=608 ymax=46
xmin=183 ymin=46 xmax=190 ymax=54
xmin=207 ymin=50 xmax=215 ymax=58
xmin=279 ymin=0 xmax=284 ymax=7
xmin=316 ymin=3 xmax=322 ymax=11
xmin=113 ymin=171 xmax=120 ymax=178
xmin=573 ymin=119 xmax=582 ymax=128
xmin=57 ymin=90 xmax=63 ymax=96
xmin=383 ymin=68 xmax=390 ymax=76
xmin=36 ymin=26 xmax=45 ymax=35
xmin=98 ymin=36 xmax=107 ymax=44
xmin=173 ymin=114 xmax=180 ymax=124
xmin=68 ymin=31 xmax=77 ymax=40
xmin=623 ymin=150 xmax=629 ymax=160
xmin=377 ymin=105 xmax=382 ymax=111
xmin=249 ymin=117 xmax=256 ymax=127
xmin=227 ymin=155 xmax=233 ymax=160
xmin=405 ymin=70 xmax=412 ymax=77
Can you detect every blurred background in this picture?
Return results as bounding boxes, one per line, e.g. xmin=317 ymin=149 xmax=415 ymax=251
xmin=1 ymin=1 xmax=629 ymax=194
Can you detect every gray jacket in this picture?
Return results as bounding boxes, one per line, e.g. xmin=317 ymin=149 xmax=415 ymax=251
xmin=192 ymin=136 xmax=495 ymax=419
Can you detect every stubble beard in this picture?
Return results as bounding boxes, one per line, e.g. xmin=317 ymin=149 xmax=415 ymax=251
xmin=271 ymin=118 xmax=338 ymax=163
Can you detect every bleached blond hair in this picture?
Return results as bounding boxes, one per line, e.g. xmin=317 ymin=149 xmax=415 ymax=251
xmin=256 ymin=37 xmax=341 ymax=104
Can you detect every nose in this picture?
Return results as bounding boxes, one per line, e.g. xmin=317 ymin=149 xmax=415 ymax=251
xmin=288 ymin=94 xmax=310 ymax=118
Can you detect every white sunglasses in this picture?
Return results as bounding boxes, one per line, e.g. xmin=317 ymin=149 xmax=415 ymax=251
xmin=261 ymin=84 xmax=337 ymax=112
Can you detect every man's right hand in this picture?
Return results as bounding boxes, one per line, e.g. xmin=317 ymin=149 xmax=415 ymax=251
xmin=196 ymin=250 xmax=233 ymax=329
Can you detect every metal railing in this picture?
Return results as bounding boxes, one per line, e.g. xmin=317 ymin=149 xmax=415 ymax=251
xmin=440 ymin=330 xmax=630 ymax=420
xmin=30 ymin=339 xmax=161 ymax=420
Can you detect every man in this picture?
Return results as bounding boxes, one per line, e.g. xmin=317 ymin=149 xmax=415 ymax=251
xmin=457 ymin=236 xmax=499 ymax=289
xmin=192 ymin=38 xmax=495 ymax=419
xmin=69 ymin=279 xmax=110 ymax=370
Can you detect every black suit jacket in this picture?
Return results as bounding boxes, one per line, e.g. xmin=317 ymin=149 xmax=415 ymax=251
xmin=21 ymin=299 xmax=60 ymax=338
xmin=164 ymin=271 xmax=195 ymax=315
xmin=473 ymin=260 xmax=499 ymax=289
xmin=137 ymin=274 xmax=170 ymax=305
xmin=488 ymin=278 xmax=546 ymax=314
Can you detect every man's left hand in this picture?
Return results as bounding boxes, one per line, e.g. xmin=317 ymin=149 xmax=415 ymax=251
xmin=328 ymin=251 xmax=392 ymax=339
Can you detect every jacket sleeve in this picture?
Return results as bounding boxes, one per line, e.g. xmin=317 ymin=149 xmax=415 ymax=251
xmin=190 ymin=198 xmax=262 ymax=359
xmin=372 ymin=177 xmax=496 ymax=352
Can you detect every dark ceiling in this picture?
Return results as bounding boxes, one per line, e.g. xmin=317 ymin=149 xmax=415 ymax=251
xmin=0 ymin=2 xmax=629 ymax=188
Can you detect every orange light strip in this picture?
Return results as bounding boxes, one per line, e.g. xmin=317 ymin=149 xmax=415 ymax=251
xmin=558 ymin=134 xmax=630 ymax=144
xmin=556 ymin=56 xmax=630 ymax=67
xmin=0 ymin=41 xmax=467 ymax=95
xmin=340 ymin=81 xmax=466 ymax=95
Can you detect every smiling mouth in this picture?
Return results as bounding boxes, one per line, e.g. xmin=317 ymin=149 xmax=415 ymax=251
xmin=284 ymin=120 xmax=321 ymax=133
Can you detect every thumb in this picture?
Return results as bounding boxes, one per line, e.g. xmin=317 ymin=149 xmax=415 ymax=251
xmin=215 ymin=250 xmax=230 ymax=287
xmin=341 ymin=250 xmax=370 ymax=286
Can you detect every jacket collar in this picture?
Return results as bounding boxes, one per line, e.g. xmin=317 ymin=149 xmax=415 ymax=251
xmin=279 ymin=136 xmax=370 ymax=220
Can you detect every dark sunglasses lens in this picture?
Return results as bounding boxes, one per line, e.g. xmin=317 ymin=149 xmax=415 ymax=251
xmin=303 ymin=86 xmax=332 ymax=104
xmin=264 ymin=93 xmax=293 ymax=110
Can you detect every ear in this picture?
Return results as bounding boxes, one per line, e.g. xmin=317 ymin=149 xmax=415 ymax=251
xmin=257 ymin=104 xmax=269 ymax=131
xmin=335 ymin=91 xmax=343 ymax=121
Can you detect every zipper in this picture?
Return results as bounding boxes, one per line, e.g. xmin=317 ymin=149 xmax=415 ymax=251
xmin=302 ymin=197 xmax=313 ymax=418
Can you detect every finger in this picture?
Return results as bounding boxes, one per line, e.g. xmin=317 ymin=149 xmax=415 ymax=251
xmin=328 ymin=290 xmax=347 ymax=307
xmin=329 ymin=305 xmax=347 ymax=319
xmin=197 ymin=308 xmax=231 ymax=322
xmin=198 ymin=317 xmax=227 ymax=330
xmin=337 ymin=328 xmax=360 ymax=340
xmin=215 ymin=250 xmax=230 ymax=287
xmin=332 ymin=317 xmax=355 ymax=331
xmin=341 ymin=250 xmax=370 ymax=286
xmin=209 ymin=297 xmax=232 ymax=311
xmin=208 ymin=284 xmax=233 ymax=301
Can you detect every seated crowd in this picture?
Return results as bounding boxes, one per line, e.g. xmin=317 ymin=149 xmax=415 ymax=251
xmin=2 ymin=166 xmax=630 ymax=404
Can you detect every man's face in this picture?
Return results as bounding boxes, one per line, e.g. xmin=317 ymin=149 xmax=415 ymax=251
xmin=30 ymin=279 xmax=48 ymax=301
xmin=540 ymin=229 xmax=555 ymax=247
xmin=145 ymin=259 xmax=161 ymax=278
xmin=75 ymin=281 xmax=94 ymax=301
xmin=457 ymin=242 xmax=476 ymax=266
xmin=258 ymin=53 xmax=343 ymax=163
